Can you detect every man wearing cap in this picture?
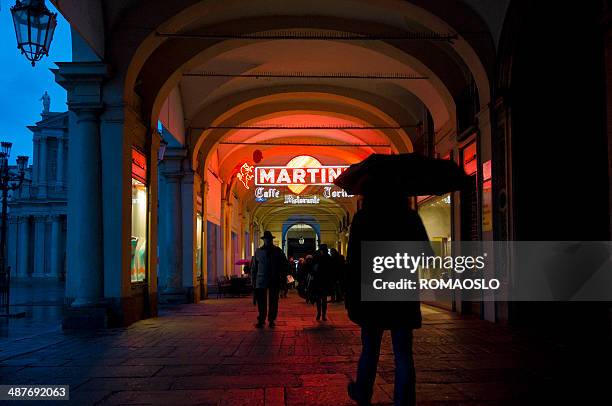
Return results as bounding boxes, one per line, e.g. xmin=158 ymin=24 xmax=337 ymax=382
xmin=251 ymin=231 xmax=289 ymax=328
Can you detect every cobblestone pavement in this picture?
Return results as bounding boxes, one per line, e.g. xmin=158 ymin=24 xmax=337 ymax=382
xmin=0 ymin=292 xmax=609 ymax=405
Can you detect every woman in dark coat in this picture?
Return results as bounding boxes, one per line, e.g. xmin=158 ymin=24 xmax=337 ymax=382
xmin=345 ymin=194 xmax=433 ymax=406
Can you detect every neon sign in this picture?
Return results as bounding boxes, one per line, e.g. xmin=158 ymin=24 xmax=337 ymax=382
xmin=236 ymin=163 xmax=255 ymax=189
xmin=132 ymin=148 xmax=147 ymax=183
xmin=254 ymin=155 xmax=349 ymax=194
xmin=283 ymin=195 xmax=321 ymax=205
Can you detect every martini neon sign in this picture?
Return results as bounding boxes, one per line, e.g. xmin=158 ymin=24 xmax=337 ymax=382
xmin=253 ymin=155 xmax=349 ymax=194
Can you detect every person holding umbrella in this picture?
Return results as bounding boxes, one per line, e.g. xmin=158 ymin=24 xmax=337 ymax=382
xmin=335 ymin=153 xmax=468 ymax=406
xmin=251 ymin=231 xmax=289 ymax=328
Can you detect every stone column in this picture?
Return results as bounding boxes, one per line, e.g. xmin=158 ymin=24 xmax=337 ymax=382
xmin=17 ymin=216 xmax=30 ymax=277
xmin=68 ymin=108 xmax=104 ymax=305
xmin=220 ymin=199 xmax=231 ymax=277
xmin=54 ymin=62 xmax=109 ymax=310
xmin=56 ymin=137 xmax=65 ymax=191
xmin=7 ymin=217 xmax=18 ymax=277
xmin=37 ymin=136 xmax=48 ymax=198
xmin=180 ymin=171 xmax=197 ymax=302
xmin=201 ymin=181 xmax=209 ymax=299
xmin=50 ymin=215 xmax=62 ymax=278
xmin=32 ymin=216 xmax=46 ymax=276
xmin=161 ymin=174 xmax=183 ymax=293
xmin=158 ymin=148 xmax=187 ymax=302
xmin=146 ymin=130 xmax=162 ymax=316
xmin=32 ymin=137 xmax=39 ymax=188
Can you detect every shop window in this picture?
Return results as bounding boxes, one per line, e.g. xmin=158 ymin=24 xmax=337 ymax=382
xmin=418 ymin=194 xmax=452 ymax=256
xmin=196 ymin=213 xmax=203 ymax=278
xmin=418 ymin=193 xmax=454 ymax=309
xmin=131 ymin=149 xmax=148 ymax=282
xmin=462 ymin=142 xmax=478 ymax=176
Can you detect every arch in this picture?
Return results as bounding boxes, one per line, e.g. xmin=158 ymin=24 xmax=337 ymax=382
xmin=194 ymin=90 xmax=420 ymax=174
xmin=116 ymin=0 xmax=494 ymax=123
xmin=283 ymin=221 xmax=321 ymax=249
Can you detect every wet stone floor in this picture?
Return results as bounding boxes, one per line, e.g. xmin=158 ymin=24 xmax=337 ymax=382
xmin=0 ymin=290 xmax=607 ymax=405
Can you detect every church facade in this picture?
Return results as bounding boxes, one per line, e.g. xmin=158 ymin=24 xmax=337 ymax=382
xmin=7 ymin=111 xmax=68 ymax=278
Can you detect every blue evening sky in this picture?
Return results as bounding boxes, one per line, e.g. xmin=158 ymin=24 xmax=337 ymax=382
xmin=0 ymin=1 xmax=71 ymax=163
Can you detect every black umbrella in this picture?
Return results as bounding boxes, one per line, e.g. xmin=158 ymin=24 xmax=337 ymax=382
xmin=334 ymin=153 xmax=470 ymax=196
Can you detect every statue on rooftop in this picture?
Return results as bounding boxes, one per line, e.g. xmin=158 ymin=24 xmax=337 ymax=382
xmin=40 ymin=91 xmax=50 ymax=114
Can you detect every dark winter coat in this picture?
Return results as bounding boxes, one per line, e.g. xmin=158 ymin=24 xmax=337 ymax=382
xmin=345 ymin=201 xmax=433 ymax=329
xmin=252 ymin=245 xmax=289 ymax=289
xmin=309 ymin=252 xmax=335 ymax=297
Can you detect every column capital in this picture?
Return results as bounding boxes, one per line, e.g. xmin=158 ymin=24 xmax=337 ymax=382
xmin=163 ymin=147 xmax=189 ymax=161
xmin=163 ymin=173 xmax=183 ymax=183
xmin=159 ymin=148 xmax=189 ymax=178
xmin=181 ymin=171 xmax=195 ymax=185
xmin=52 ymin=62 xmax=110 ymax=113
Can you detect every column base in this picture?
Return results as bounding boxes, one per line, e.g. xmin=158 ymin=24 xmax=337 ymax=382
xmin=159 ymin=291 xmax=188 ymax=304
xmin=159 ymin=287 xmax=196 ymax=304
xmin=63 ymin=291 xmax=158 ymax=329
xmin=62 ymin=305 xmax=108 ymax=329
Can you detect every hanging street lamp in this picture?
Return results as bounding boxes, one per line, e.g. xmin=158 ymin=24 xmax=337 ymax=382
xmin=11 ymin=0 xmax=57 ymax=67
xmin=158 ymin=139 xmax=168 ymax=162
xmin=0 ymin=142 xmax=28 ymax=316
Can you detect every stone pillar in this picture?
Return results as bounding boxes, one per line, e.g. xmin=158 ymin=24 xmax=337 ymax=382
xmin=99 ymin=105 xmax=136 ymax=316
xmin=32 ymin=137 xmax=39 ymax=187
xmin=54 ymin=62 xmax=108 ymax=314
xmin=7 ymin=217 xmax=18 ymax=277
xmin=17 ymin=216 xmax=30 ymax=277
xmin=146 ymin=131 xmax=162 ymax=316
xmin=201 ymin=181 xmax=209 ymax=299
xmin=37 ymin=136 xmax=47 ymax=198
xmin=32 ymin=216 xmax=46 ymax=276
xmin=69 ymin=108 xmax=104 ymax=304
xmin=181 ymin=171 xmax=197 ymax=302
xmin=56 ymin=137 xmax=65 ymax=191
xmin=158 ymin=148 xmax=188 ymax=302
xmin=160 ymin=174 xmax=183 ymax=294
xmin=50 ymin=215 xmax=62 ymax=278
xmin=220 ymin=199 xmax=231 ymax=277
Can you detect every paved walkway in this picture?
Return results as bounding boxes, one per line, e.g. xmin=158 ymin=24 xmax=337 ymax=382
xmin=0 ymin=292 xmax=608 ymax=405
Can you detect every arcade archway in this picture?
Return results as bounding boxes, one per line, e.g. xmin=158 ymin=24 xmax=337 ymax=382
xmin=284 ymin=223 xmax=319 ymax=259
xmin=52 ymin=0 xmax=501 ymax=326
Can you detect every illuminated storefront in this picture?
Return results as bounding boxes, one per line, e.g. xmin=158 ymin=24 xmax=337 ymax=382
xmin=418 ymin=193 xmax=453 ymax=310
xmin=131 ymin=149 xmax=148 ymax=283
xmin=196 ymin=212 xmax=203 ymax=279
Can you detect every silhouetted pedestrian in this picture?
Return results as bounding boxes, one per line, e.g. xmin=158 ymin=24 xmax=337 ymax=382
xmin=301 ymin=255 xmax=314 ymax=303
xmin=252 ymin=231 xmax=289 ymax=328
xmin=280 ymin=256 xmax=292 ymax=298
xmin=311 ymin=244 xmax=335 ymax=321
xmin=345 ymin=194 xmax=433 ymax=406
xmin=329 ymin=248 xmax=345 ymax=302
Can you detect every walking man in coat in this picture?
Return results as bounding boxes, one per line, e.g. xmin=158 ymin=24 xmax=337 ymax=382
xmin=252 ymin=231 xmax=289 ymax=328
xmin=345 ymin=192 xmax=433 ymax=406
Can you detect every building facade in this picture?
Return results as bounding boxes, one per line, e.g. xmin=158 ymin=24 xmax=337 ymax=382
xmin=8 ymin=111 xmax=68 ymax=279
